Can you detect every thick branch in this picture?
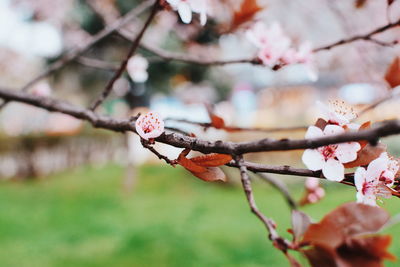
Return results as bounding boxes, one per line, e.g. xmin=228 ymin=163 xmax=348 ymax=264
xmin=1 ymin=87 xmax=400 ymax=156
xmin=90 ymin=0 xmax=160 ymax=111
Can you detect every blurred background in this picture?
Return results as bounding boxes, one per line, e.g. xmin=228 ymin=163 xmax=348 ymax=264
xmin=1 ymin=0 xmax=400 ymax=266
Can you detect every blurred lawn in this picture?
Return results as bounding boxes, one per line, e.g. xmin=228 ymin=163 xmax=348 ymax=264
xmin=0 ymin=164 xmax=399 ymax=267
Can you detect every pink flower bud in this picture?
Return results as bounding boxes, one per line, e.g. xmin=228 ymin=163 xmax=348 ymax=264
xmin=135 ymin=111 xmax=165 ymax=140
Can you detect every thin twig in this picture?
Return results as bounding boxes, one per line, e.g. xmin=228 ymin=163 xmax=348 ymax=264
xmin=234 ymin=155 xmax=291 ymax=249
xmin=90 ymin=0 xmax=160 ymax=111
xmin=23 ymin=1 xmax=152 ymax=93
xmin=117 ymin=17 xmax=400 ymax=66
xmin=313 ymin=17 xmax=400 ymax=52
xmin=0 ymin=1 xmax=152 ymax=111
xmin=140 ymin=139 xmax=176 ymax=165
xmin=358 ymin=88 xmax=400 ymax=117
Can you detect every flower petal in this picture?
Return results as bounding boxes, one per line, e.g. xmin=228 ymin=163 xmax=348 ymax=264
xmin=178 ymin=2 xmax=192 ymax=24
xmin=323 ymin=124 xmax=344 ymax=136
xmin=335 ymin=142 xmax=361 ymax=163
xmin=359 ymin=193 xmax=377 ymax=206
xmin=366 ymin=157 xmax=388 ymax=182
xmin=322 ymin=158 xmax=344 ymax=181
xmin=305 ymin=125 xmax=323 ymax=139
xmin=302 ymin=149 xmax=325 ymax=171
xmin=354 ymin=167 xmax=367 ymax=192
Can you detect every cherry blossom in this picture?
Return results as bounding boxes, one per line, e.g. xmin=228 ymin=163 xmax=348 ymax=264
xmin=316 ymin=100 xmax=357 ymax=127
xmin=127 ymin=54 xmax=149 ymax=83
xmin=302 ymin=125 xmax=361 ymax=181
xmin=246 ymin=22 xmax=291 ymax=66
xmin=166 ymin=0 xmax=207 ymax=25
xmin=135 ymin=111 xmax=165 ymax=140
xmin=354 ymin=152 xmax=398 ymax=206
xmin=246 ymin=21 xmax=315 ymax=69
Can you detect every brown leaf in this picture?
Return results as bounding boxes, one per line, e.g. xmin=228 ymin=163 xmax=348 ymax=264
xmin=337 ymin=235 xmax=396 ymax=264
xmin=176 ymin=150 xmax=207 ymax=173
xmin=302 ymin=202 xmax=390 ymax=249
xmin=190 ymin=167 xmax=227 ymax=182
xmin=344 ymin=143 xmax=387 ymax=168
xmin=314 ymin=118 xmax=328 ymax=130
xmin=205 ymin=104 xmax=225 ymax=129
xmin=301 ymin=203 xmax=393 ymax=267
xmin=176 ymin=150 xmax=228 ymax=182
xmin=190 ymin=153 xmax=233 ymax=167
xmin=303 ymin=245 xmax=337 ymax=267
xmin=231 ymin=0 xmax=263 ymax=31
xmin=291 ymin=210 xmax=312 ymax=243
xmin=388 ymin=0 xmax=395 ymax=6
xmin=384 ymin=57 xmax=400 ymax=88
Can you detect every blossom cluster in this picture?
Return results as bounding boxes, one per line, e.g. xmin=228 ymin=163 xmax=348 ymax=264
xmin=302 ymin=101 xmax=399 ymax=206
xmin=302 ymin=101 xmax=361 ymax=182
xmin=355 ymin=152 xmax=398 ymax=206
xmin=246 ymin=22 xmax=314 ymax=69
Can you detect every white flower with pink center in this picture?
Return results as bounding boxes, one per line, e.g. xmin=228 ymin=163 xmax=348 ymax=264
xmin=135 ymin=111 xmax=165 ymax=140
xmin=354 ymin=152 xmax=397 ymax=206
xmin=127 ymin=55 xmax=149 ymax=83
xmin=167 ymin=0 xmax=207 ymax=25
xmin=316 ymin=100 xmax=357 ymax=127
xmin=302 ymin=125 xmax=361 ymax=181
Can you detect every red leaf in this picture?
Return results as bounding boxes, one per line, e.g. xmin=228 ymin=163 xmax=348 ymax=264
xmin=176 ymin=150 xmax=207 ymax=173
xmin=337 ymin=235 xmax=396 ymax=264
xmin=189 ymin=167 xmax=227 ymax=182
xmin=176 ymin=150 xmax=228 ymax=182
xmin=205 ymin=104 xmax=225 ymax=129
xmin=301 ymin=203 xmax=394 ymax=267
xmin=210 ymin=114 xmax=225 ymax=129
xmin=231 ymin=0 xmax=263 ymax=31
xmin=302 ymin=203 xmax=390 ymax=249
xmin=190 ymin=153 xmax=233 ymax=167
xmin=177 ymin=156 xmax=206 ymax=173
xmin=303 ymin=245 xmax=337 ymax=267
xmin=384 ymin=57 xmax=400 ymax=89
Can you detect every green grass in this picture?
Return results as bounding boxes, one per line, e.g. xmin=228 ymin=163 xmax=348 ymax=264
xmin=0 ymin=164 xmax=399 ymax=267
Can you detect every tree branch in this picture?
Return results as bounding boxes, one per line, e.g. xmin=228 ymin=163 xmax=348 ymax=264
xmin=1 ymin=87 xmax=400 ymax=156
xmin=313 ymin=17 xmax=400 ymax=52
xmin=234 ymin=155 xmax=291 ymax=249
